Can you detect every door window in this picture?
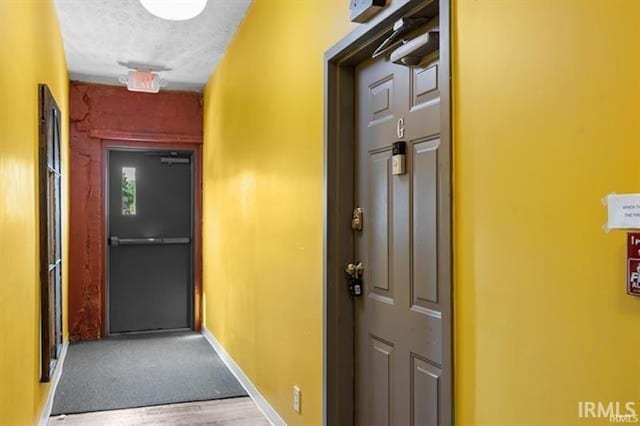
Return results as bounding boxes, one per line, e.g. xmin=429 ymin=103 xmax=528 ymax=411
xmin=121 ymin=167 xmax=137 ymax=215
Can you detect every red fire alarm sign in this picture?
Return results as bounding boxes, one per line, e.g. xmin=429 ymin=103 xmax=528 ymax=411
xmin=627 ymin=233 xmax=640 ymax=296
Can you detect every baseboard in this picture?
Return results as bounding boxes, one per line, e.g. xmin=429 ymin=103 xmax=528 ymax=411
xmin=38 ymin=341 xmax=69 ymax=426
xmin=201 ymin=327 xmax=286 ymax=426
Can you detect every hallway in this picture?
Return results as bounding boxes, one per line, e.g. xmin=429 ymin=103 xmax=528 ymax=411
xmin=4 ymin=0 xmax=640 ymax=425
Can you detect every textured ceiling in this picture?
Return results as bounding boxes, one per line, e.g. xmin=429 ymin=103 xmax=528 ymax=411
xmin=54 ymin=0 xmax=252 ymax=91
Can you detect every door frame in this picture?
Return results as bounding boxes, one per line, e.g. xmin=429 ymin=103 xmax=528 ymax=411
xmin=323 ymin=0 xmax=452 ymax=424
xmin=102 ymin=139 xmax=203 ymax=336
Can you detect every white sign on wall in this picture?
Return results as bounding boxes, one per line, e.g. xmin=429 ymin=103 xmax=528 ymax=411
xmin=606 ymin=194 xmax=640 ymax=229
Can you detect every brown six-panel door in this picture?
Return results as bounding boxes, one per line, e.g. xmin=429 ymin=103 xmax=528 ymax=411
xmin=354 ymin=47 xmax=443 ymax=425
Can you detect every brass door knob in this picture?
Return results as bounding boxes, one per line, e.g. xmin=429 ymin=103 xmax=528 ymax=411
xmin=346 ymin=262 xmax=364 ymax=278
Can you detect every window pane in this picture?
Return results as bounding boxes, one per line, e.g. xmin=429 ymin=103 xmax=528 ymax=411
xmin=47 ymin=170 xmax=56 ymax=264
xmin=52 ymin=110 xmax=58 ymax=171
xmin=54 ymin=174 xmax=61 ymax=262
xmin=54 ymin=265 xmax=62 ymax=355
xmin=47 ymin=269 xmax=56 ymax=359
xmin=122 ymin=167 xmax=136 ymax=215
xmin=47 ymin=115 xmax=54 ymax=169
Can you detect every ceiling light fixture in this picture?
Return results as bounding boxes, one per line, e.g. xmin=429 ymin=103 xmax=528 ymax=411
xmin=139 ymin=0 xmax=207 ymax=21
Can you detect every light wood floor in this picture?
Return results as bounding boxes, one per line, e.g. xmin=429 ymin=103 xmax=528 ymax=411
xmin=47 ymin=397 xmax=270 ymax=426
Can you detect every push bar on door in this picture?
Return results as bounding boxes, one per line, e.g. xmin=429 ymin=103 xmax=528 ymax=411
xmin=109 ymin=236 xmax=191 ymax=247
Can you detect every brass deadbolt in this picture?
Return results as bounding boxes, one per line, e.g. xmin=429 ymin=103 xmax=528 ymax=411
xmin=352 ymin=208 xmax=364 ymax=231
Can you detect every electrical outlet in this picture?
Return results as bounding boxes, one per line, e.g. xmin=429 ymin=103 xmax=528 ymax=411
xmin=293 ymin=386 xmax=301 ymax=414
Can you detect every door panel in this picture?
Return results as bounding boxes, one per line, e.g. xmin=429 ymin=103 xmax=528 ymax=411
xmin=369 ymin=150 xmax=392 ymax=295
xmin=412 ymin=355 xmax=440 ymax=426
xmin=108 ymin=150 xmax=193 ymax=334
xmin=412 ymin=139 xmax=440 ymax=307
xmin=370 ymin=75 xmax=395 ymax=123
xmin=371 ymin=336 xmax=393 ymax=426
xmin=411 ymin=61 xmax=439 ymax=110
xmin=355 ymin=47 xmax=445 ymax=425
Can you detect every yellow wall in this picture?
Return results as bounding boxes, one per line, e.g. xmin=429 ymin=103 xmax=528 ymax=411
xmin=202 ymin=1 xmax=354 ymax=424
xmin=454 ymin=0 xmax=640 ymax=424
xmin=205 ymin=0 xmax=640 ymax=424
xmin=0 ymin=0 xmax=69 ymax=424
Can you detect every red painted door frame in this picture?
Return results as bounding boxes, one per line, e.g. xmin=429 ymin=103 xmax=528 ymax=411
xmin=100 ymin=133 xmax=203 ymax=334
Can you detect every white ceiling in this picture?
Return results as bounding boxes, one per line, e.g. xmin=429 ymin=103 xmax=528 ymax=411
xmin=54 ymin=0 xmax=252 ymax=91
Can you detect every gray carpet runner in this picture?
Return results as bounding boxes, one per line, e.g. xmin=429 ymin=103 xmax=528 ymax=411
xmin=51 ymin=331 xmax=247 ymax=415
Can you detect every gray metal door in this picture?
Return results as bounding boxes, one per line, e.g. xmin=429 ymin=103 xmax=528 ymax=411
xmin=354 ymin=48 xmax=447 ymax=425
xmin=108 ymin=150 xmax=193 ymax=334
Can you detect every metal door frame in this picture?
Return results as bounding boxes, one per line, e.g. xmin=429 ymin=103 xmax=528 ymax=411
xmin=322 ymin=0 xmax=453 ymax=424
xmin=104 ymin=146 xmax=196 ymax=335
